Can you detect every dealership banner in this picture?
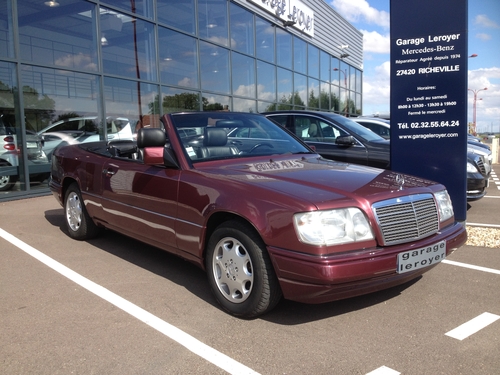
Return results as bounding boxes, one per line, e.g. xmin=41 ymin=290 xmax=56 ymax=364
xmin=390 ymin=0 xmax=468 ymax=221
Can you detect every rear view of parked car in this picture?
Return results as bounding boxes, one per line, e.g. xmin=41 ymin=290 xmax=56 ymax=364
xmin=38 ymin=116 xmax=133 ymax=160
xmin=0 ymin=114 xmax=49 ymax=191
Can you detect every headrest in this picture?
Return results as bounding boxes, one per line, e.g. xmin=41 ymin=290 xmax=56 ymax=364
xmin=204 ymin=127 xmax=228 ymax=147
xmin=137 ymin=128 xmax=166 ymax=148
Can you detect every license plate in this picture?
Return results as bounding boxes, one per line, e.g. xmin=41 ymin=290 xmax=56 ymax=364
xmin=397 ymin=240 xmax=446 ymax=274
xmin=26 ymin=142 xmax=37 ymax=148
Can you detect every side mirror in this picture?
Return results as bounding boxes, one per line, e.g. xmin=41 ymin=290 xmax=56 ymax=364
xmin=335 ymin=135 xmax=356 ymax=146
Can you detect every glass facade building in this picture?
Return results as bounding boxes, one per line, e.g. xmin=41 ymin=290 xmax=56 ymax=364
xmin=0 ymin=0 xmax=363 ymax=200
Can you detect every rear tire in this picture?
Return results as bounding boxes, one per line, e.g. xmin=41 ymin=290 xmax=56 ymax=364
xmin=64 ymin=183 xmax=100 ymax=240
xmin=206 ymin=220 xmax=282 ymax=318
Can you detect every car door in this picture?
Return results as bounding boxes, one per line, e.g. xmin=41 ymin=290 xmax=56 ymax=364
xmin=100 ymin=156 xmax=180 ymax=251
xmin=292 ymin=114 xmax=369 ymax=165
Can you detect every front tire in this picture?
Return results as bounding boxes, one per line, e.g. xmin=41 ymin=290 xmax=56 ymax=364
xmin=64 ymin=183 xmax=100 ymax=240
xmin=206 ymin=220 xmax=282 ymax=318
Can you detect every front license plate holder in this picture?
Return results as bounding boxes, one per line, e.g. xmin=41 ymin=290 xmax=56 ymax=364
xmin=397 ymin=240 xmax=446 ymax=274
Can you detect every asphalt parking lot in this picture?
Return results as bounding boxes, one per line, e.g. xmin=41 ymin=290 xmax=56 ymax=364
xmin=1 ymin=166 xmax=499 ymax=375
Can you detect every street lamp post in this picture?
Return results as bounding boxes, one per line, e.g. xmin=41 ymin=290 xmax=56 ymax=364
xmin=333 ymin=68 xmax=348 ymax=117
xmin=468 ymin=87 xmax=487 ymax=135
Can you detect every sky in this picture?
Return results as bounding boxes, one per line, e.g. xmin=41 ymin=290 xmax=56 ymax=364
xmin=328 ymin=0 xmax=500 ymax=133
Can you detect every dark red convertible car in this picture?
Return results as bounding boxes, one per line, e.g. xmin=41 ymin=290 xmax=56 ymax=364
xmin=50 ymin=112 xmax=466 ymax=318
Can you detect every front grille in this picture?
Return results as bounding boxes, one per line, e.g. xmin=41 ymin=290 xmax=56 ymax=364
xmin=476 ymin=157 xmax=486 ymax=175
xmin=372 ymin=194 xmax=439 ymax=246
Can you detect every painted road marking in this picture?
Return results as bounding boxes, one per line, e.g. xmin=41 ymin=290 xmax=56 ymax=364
xmin=366 ymin=366 xmax=400 ymax=375
xmin=442 ymin=260 xmax=500 ymax=275
xmin=445 ymin=312 xmax=500 ymax=340
xmin=0 ymin=228 xmax=259 ymax=375
xmin=466 ymin=222 xmax=500 ymax=228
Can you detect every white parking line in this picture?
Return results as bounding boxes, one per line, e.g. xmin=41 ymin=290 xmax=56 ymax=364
xmin=445 ymin=312 xmax=500 ymax=340
xmin=0 ymin=228 xmax=260 ymax=375
xmin=442 ymin=260 xmax=500 ymax=275
xmin=366 ymin=366 xmax=400 ymax=375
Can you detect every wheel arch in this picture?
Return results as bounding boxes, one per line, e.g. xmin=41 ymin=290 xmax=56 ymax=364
xmin=203 ymin=211 xmax=266 ymax=264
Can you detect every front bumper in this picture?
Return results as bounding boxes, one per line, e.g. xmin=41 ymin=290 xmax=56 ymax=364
xmin=467 ymin=172 xmax=488 ymax=201
xmin=267 ymin=222 xmax=467 ymax=304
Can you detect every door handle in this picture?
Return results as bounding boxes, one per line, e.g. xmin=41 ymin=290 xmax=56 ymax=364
xmin=102 ymin=168 xmax=116 ymax=176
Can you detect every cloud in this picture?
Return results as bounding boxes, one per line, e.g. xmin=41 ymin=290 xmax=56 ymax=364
xmin=474 ymin=14 xmax=500 ymax=29
xmin=476 ymin=33 xmax=492 ymax=41
xmin=330 ymin=0 xmax=389 ymax=29
xmin=361 ymin=30 xmax=390 ymax=53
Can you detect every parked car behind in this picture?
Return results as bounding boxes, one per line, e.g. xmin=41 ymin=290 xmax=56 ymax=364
xmin=264 ymin=110 xmax=390 ymax=169
xmin=50 ymin=111 xmax=466 ymax=318
xmin=0 ymin=114 xmax=50 ymax=191
xmin=352 ymin=117 xmax=391 ymax=140
xmin=352 ymin=115 xmax=492 ymax=200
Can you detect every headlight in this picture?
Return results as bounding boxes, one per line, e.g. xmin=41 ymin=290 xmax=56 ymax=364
xmin=466 ymin=162 xmax=478 ymax=174
xmin=434 ymin=190 xmax=454 ymax=222
xmin=293 ymin=208 xmax=374 ymax=245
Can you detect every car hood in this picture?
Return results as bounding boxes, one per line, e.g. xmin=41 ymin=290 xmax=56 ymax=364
xmin=198 ymin=155 xmax=439 ymax=208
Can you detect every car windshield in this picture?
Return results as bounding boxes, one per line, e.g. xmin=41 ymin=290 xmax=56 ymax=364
xmin=324 ymin=114 xmax=386 ymax=142
xmin=171 ymin=112 xmax=312 ymax=162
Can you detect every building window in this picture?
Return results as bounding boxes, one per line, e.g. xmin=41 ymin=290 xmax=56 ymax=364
xmin=101 ymin=8 xmax=157 ymax=81
xmin=159 ymin=28 xmax=199 ymax=89
xmin=198 ymin=0 xmax=229 ymax=47
xmin=230 ymin=3 xmax=254 ymax=56
xmin=157 ymin=0 xmax=195 ymax=34
xmin=256 ymin=17 xmax=275 ymax=63
xmin=232 ymin=52 xmax=256 ymax=99
xmin=18 ymin=0 xmax=97 ymax=71
xmin=199 ymin=41 xmax=230 ymax=94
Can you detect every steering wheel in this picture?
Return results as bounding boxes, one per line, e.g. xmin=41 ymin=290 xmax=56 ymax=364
xmin=249 ymin=143 xmax=274 ymax=153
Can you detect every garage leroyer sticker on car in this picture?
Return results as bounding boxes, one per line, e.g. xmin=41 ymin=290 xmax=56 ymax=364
xmin=397 ymin=240 xmax=446 ymax=274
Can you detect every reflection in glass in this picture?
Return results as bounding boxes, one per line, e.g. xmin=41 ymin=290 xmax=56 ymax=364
xmin=308 ymin=78 xmax=319 ymax=109
xmin=102 ymin=0 xmax=154 ymax=19
xmin=0 ymin=61 xmax=25 ymax=193
xmin=104 ymin=77 xmax=159 ymax=130
xmin=331 ymin=84 xmax=340 ymax=112
xmin=277 ymin=68 xmax=293 ymax=109
xmin=232 ymin=52 xmax=255 ymax=99
xmin=293 ymin=37 xmax=307 ymax=75
xmin=320 ymin=51 xmax=330 ymax=83
xmin=21 ymin=66 xmax=99 ymax=131
xmin=293 ymin=73 xmax=307 ymax=108
xmin=356 ymin=69 xmax=362 ymax=93
xmin=199 ymin=41 xmax=230 ymax=94
xmin=162 ymin=87 xmax=201 ymax=113
xmin=355 ymin=93 xmax=362 ymax=115
xmin=257 ymin=61 xmax=276 ymax=103
xmin=230 ymin=3 xmax=254 ymax=56
xmin=319 ymin=81 xmax=331 ymax=110
xmin=159 ymin=28 xmax=198 ymax=89
xmin=198 ymin=0 xmax=229 ymax=47
xmin=101 ymin=8 xmax=157 ymax=81
xmin=339 ymin=87 xmax=348 ymax=116
xmin=18 ymin=0 xmax=97 ymax=71
xmin=157 ymin=0 xmax=195 ymax=34
xmin=202 ymin=93 xmax=230 ymax=111
xmin=331 ymin=57 xmax=340 ymax=85
xmin=258 ymin=101 xmax=275 ymax=112
xmin=0 ymin=1 xmax=14 ymax=58
xmin=233 ymin=98 xmax=256 ymax=112
xmin=308 ymin=45 xmax=319 ymax=79
xmin=256 ymin=17 xmax=274 ymax=63
xmin=340 ymin=61 xmax=349 ymax=90
xmin=276 ymin=28 xmax=292 ymax=69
